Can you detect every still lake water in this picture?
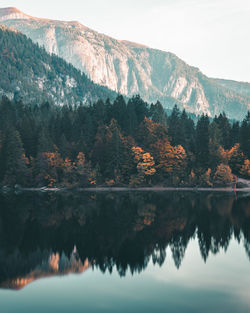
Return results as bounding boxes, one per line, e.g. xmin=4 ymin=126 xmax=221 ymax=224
xmin=0 ymin=191 xmax=249 ymax=313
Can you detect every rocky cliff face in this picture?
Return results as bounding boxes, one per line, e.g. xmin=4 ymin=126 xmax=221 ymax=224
xmin=1 ymin=7 xmax=250 ymax=119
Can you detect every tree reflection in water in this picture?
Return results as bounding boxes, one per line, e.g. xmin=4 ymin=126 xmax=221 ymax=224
xmin=0 ymin=191 xmax=249 ymax=289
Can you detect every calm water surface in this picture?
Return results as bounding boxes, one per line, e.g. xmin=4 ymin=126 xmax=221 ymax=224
xmin=0 ymin=191 xmax=249 ymax=313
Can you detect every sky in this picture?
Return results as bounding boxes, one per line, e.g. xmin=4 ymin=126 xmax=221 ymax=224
xmin=1 ymin=0 xmax=250 ymax=82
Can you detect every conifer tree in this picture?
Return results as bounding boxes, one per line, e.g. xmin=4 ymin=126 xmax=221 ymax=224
xmin=150 ymin=101 xmax=167 ymax=125
xmin=167 ymin=105 xmax=183 ymax=146
xmin=240 ymin=112 xmax=250 ymax=159
xmin=196 ymin=114 xmax=210 ymax=168
xmin=180 ymin=109 xmax=195 ymax=152
xmin=230 ymin=121 xmax=240 ymax=146
xmin=215 ymin=113 xmax=231 ymax=149
xmin=126 ymin=99 xmax=138 ymax=135
xmin=2 ymin=128 xmax=30 ymax=186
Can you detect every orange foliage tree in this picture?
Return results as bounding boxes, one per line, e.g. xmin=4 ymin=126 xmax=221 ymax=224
xmin=240 ymin=160 xmax=250 ymax=178
xmin=130 ymin=146 xmax=156 ymax=186
xmin=228 ymin=143 xmax=245 ymax=174
xmin=152 ymin=138 xmax=187 ymax=184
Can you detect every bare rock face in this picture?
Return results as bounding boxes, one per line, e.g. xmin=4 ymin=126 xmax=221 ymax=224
xmin=1 ymin=7 xmax=250 ymax=119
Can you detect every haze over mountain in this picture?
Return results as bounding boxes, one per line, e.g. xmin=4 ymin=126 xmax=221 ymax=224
xmin=0 ymin=7 xmax=250 ymax=119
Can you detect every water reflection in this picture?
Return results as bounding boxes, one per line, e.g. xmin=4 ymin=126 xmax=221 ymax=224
xmin=0 ymin=191 xmax=249 ymax=290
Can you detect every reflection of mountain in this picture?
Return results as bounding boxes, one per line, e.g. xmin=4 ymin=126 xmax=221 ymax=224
xmin=0 ymin=248 xmax=89 ymax=290
xmin=0 ymin=191 xmax=249 ymax=289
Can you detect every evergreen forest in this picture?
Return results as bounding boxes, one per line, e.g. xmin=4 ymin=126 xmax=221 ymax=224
xmin=0 ymin=95 xmax=249 ymax=188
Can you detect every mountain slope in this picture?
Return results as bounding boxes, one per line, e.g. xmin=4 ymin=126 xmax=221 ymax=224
xmin=213 ymin=78 xmax=250 ymax=98
xmin=1 ymin=7 xmax=250 ymax=119
xmin=0 ymin=24 xmax=116 ymax=106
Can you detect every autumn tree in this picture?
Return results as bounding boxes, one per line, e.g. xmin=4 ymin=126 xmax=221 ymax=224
xmin=199 ymin=168 xmax=213 ymax=187
xmin=213 ymin=164 xmax=233 ymax=186
xmin=137 ymin=118 xmax=168 ymax=152
xmin=240 ymin=160 xmax=250 ymax=178
xmin=130 ymin=146 xmax=156 ymax=186
xmin=228 ymin=144 xmax=245 ymax=174
xmin=35 ymin=150 xmax=63 ymax=187
xmin=153 ymin=138 xmax=187 ymax=185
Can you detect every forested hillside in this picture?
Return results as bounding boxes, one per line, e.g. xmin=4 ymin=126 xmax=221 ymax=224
xmin=0 ymin=25 xmax=116 ymax=106
xmin=0 ymin=95 xmax=249 ymax=188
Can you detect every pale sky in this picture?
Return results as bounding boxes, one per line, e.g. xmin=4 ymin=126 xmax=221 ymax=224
xmin=1 ymin=0 xmax=250 ymax=82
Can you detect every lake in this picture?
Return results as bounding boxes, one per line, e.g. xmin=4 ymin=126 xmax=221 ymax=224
xmin=0 ymin=191 xmax=249 ymax=313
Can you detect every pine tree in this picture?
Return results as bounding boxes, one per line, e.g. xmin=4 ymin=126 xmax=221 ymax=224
xmin=126 ymin=99 xmax=138 ymax=135
xmin=129 ymin=95 xmax=149 ymax=126
xmin=150 ymin=101 xmax=167 ymax=125
xmin=180 ymin=110 xmax=195 ymax=152
xmin=196 ymin=114 xmax=210 ymax=168
xmin=167 ymin=105 xmax=184 ymax=146
xmin=230 ymin=121 xmax=240 ymax=146
xmin=110 ymin=95 xmax=127 ymax=130
xmin=2 ymin=128 xmax=30 ymax=186
xmin=37 ymin=128 xmax=54 ymax=154
xmin=240 ymin=112 xmax=250 ymax=159
xmin=214 ymin=112 xmax=231 ymax=149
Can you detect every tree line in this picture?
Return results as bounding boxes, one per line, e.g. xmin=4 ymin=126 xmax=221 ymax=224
xmin=0 ymin=95 xmax=249 ymax=188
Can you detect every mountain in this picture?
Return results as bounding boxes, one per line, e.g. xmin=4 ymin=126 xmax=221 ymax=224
xmin=0 ymin=24 xmax=116 ymax=106
xmin=213 ymin=78 xmax=250 ymax=98
xmin=1 ymin=7 xmax=249 ymax=119
xmin=0 ymin=7 xmax=31 ymax=21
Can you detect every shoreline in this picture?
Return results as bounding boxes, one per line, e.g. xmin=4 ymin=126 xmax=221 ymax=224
xmin=2 ymin=186 xmax=250 ymax=193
